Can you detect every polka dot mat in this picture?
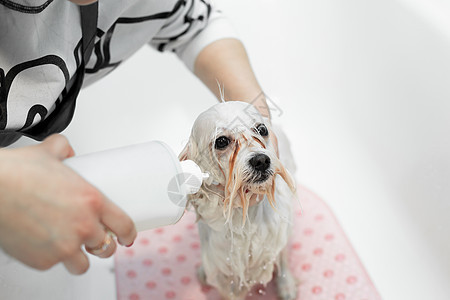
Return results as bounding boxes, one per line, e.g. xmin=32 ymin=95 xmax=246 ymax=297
xmin=115 ymin=185 xmax=381 ymax=299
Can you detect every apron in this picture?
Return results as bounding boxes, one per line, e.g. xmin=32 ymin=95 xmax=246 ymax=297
xmin=0 ymin=3 xmax=99 ymax=147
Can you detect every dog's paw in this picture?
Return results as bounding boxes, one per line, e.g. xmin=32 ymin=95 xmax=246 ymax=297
xmin=196 ymin=265 xmax=208 ymax=286
xmin=275 ymin=271 xmax=298 ymax=300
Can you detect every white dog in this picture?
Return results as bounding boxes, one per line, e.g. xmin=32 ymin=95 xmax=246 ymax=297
xmin=180 ymin=101 xmax=298 ymax=300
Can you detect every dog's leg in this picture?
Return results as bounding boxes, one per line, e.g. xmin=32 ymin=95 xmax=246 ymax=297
xmin=275 ymin=248 xmax=298 ymax=300
xmin=197 ymin=265 xmax=247 ymax=300
xmin=212 ymin=273 xmax=249 ymax=300
xmin=196 ymin=264 xmax=208 ymax=286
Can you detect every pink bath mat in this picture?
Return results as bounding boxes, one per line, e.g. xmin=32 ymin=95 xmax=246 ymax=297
xmin=114 ymin=185 xmax=381 ymax=300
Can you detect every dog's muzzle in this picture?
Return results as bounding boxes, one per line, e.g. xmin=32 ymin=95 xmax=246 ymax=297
xmin=248 ymin=153 xmax=272 ymax=183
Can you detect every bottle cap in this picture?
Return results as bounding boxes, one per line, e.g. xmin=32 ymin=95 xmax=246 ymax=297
xmin=179 ymin=160 xmax=209 ymax=194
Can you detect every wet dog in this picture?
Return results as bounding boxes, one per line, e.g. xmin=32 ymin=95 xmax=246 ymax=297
xmin=180 ymin=101 xmax=298 ymax=300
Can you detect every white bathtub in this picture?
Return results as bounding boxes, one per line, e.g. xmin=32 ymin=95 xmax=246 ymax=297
xmin=2 ymin=0 xmax=449 ymax=299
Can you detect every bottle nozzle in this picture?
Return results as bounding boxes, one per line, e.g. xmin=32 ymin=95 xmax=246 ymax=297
xmin=179 ymin=160 xmax=208 ymax=195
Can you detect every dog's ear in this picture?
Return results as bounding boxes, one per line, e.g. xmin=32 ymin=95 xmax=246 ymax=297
xmin=179 ymin=137 xmax=200 ymax=162
xmin=178 ymin=142 xmax=190 ymax=161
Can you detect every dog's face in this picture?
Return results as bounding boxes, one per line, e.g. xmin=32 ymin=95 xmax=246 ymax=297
xmin=180 ymin=101 xmax=295 ymax=220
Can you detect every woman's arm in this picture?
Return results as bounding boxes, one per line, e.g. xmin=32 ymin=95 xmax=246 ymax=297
xmin=193 ymin=38 xmax=272 ymax=120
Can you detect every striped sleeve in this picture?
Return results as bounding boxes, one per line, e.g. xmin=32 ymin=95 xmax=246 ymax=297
xmin=149 ymin=0 xmax=239 ymax=72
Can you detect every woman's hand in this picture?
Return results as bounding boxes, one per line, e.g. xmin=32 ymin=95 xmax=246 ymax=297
xmin=0 ymin=134 xmax=137 ymax=274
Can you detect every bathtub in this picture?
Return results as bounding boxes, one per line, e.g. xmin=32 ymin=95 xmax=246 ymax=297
xmin=1 ymin=0 xmax=449 ymax=299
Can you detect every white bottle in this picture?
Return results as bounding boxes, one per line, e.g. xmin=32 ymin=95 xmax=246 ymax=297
xmin=64 ymin=141 xmax=207 ymax=231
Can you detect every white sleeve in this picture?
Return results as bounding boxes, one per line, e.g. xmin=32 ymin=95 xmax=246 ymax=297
xmin=149 ymin=0 xmax=239 ymax=72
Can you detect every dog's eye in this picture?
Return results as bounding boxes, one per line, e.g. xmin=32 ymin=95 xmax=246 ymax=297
xmin=256 ymin=124 xmax=269 ymax=137
xmin=215 ymin=136 xmax=230 ymax=150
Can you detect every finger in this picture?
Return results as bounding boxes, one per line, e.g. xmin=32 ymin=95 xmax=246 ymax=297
xmin=63 ymin=250 xmax=90 ymax=275
xmin=100 ymin=200 xmax=137 ymax=247
xmin=39 ymin=134 xmax=75 ymax=160
xmin=83 ymin=222 xmax=108 ymax=249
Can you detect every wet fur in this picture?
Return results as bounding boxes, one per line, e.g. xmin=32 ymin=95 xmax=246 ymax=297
xmin=180 ymin=102 xmax=298 ymax=300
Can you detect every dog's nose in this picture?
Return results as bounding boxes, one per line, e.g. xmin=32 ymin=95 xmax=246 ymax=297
xmin=249 ymin=154 xmax=271 ymax=172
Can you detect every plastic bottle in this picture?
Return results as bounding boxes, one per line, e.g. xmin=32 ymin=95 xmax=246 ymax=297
xmin=64 ymin=141 xmax=207 ymax=231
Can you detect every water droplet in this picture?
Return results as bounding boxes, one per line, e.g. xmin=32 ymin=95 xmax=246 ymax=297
xmin=258 ymin=289 xmax=266 ymax=295
xmin=226 ymin=257 xmax=230 ymax=261
xmin=230 ymin=280 xmax=234 ymax=284
xmin=262 ymin=265 xmax=267 ymax=270
xmin=282 ymin=273 xmax=286 ymax=278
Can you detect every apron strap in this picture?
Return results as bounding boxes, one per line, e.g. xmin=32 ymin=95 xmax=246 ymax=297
xmin=80 ymin=2 xmax=98 ymax=63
